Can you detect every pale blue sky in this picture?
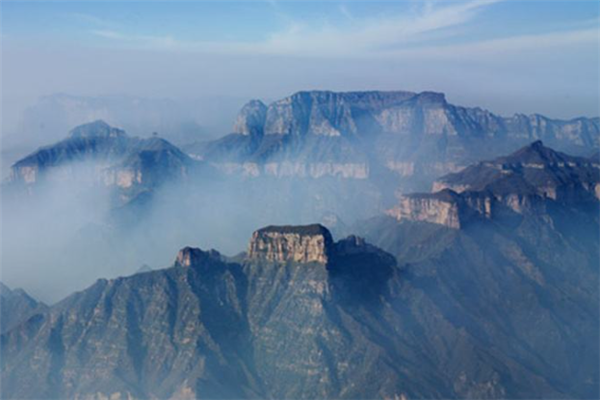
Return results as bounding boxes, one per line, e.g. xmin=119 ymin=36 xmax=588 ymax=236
xmin=1 ymin=1 xmax=599 ymax=121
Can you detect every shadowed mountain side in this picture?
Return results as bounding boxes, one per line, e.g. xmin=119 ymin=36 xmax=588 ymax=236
xmin=2 ymin=219 xmax=598 ymax=399
xmin=0 ymin=283 xmax=47 ymax=334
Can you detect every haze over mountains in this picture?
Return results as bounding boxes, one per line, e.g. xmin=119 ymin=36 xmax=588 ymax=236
xmin=2 ymin=142 xmax=598 ymax=397
xmin=1 ymin=89 xmax=599 ymax=399
xmin=2 ymin=90 xmax=599 ymax=302
xmin=0 ymin=94 xmax=244 ymax=181
xmin=198 ymin=90 xmax=598 ymax=182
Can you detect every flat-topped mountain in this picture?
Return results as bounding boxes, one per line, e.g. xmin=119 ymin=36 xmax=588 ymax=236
xmin=196 ymin=90 xmax=599 ymax=181
xmin=1 ymin=226 xmax=402 ymax=399
xmin=387 ymin=141 xmax=600 ymax=228
xmin=247 ymin=224 xmax=335 ymax=263
xmin=3 ymin=213 xmax=598 ymax=399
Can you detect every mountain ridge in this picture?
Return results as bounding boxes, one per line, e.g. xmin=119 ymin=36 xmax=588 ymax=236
xmin=196 ymin=90 xmax=599 ymax=183
xmin=2 ymin=141 xmax=599 ymax=399
xmin=387 ymin=141 xmax=600 ymax=228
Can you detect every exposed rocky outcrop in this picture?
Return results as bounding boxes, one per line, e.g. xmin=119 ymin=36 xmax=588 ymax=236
xmin=68 ymin=120 xmax=127 ymax=140
xmin=388 ymin=141 xmax=599 ymax=228
xmin=3 ymin=213 xmax=598 ymax=399
xmin=195 ymin=90 xmax=599 ymax=182
xmin=214 ymin=161 xmax=369 ymax=179
xmin=1 ymin=225 xmax=404 ymax=400
xmin=386 ymin=189 xmax=546 ymax=229
xmin=175 ymin=246 xmax=221 ymax=267
xmin=433 ymin=141 xmax=600 ymax=201
xmin=387 ymin=190 xmax=464 ymax=229
xmin=232 ymin=100 xmax=267 ymax=137
xmin=247 ymin=224 xmax=335 ymax=264
xmin=101 ymin=137 xmax=196 ymax=195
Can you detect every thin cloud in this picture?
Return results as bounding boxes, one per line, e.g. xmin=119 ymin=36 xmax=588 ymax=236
xmin=92 ymin=30 xmax=124 ymax=40
xmin=339 ymin=4 xmax=354 ymax=21
xmin=391 ymin=27 xmax=599 ymax=59
xmin=91 ymin=30 xmax=178 ymax=49
xmin=86 ymin=0 xmax=597 ymax=60
xmin=89 ymin=0 xmax=502 ymax=56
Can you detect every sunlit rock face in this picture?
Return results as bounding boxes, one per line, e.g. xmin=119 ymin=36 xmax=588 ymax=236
xmin=1 ymin=225 xmax=403 ymax=400
xmin=386 ymin=191 xmax=463 ymax=229
xmin=247 ymin=224 xmax=334 ymax=264
xmin=389 ymin=141 xmax=600 ymax=228
xmin=175 ymin=247 xmax=222 ymax=267
xmin=197 ymin=90 xmax=599 ymax=186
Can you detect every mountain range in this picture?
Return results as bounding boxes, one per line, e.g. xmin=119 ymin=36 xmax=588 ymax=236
xmin=194 ymin=90 xmax=599 ymax=183
xmin=1 ymin=140 xmax=598 ymax=399
xmin=7 ymin=120 xmax=212 ymax=205
xmin=6 ymin=90 xmax=599 ymax=235
xmin=387 ymin=140 xmax=600 ymax=228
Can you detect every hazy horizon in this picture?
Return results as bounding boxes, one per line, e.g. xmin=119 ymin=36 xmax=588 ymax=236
xmin=2 ymin=0 xmax=599 ymax=140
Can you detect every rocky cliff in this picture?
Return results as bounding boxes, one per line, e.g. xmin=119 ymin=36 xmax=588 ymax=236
xmin=247 ymin=224 xmax=334 ymax=264
xmin=3 ymin=215 xmax=598 ymax=399
xmin=232 ymin=99 xmax=267 ymax=136
xmin=0 ymin=226 xmax=405 ymax=400
xmin=197 ymin=90 xmax=599 ymax=181
xmin=388 ymin=141 xmax=600 ymax=228
xmin=433 ymin=140 xmax=600 ymax=201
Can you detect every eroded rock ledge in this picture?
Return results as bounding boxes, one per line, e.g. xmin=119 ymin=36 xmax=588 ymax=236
xmin=174 ymin=224 xmax=392 ymax=268
xmin=247 ymin=224 xmax=335 ymax=264
xmin=175 ymin=247 xmax=222 ymax=267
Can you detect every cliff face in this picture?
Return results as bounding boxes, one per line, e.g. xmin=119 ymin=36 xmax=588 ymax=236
xmin=387 ymin=142 xmax=599 ymax=228
xmin=198 ymin=90 xmax=599 ymax=182
xmin=433 ymin=141 xmax=600 ymax=201
xmin=232 ymin=100 xmax=267 ymax=136
xmin=247 ymin=224 xmax=334 ymax=264
xmin=354 ymin=195 xmax=600 ymax=400
xmin=386 ymin=190 xmax=546 ymax=229
xmin=386 ymin=191 xmax=463 ymax=229
xmin=175 ymin=246 xmax=221 ymax=267
xmin=3 ymin=215 xmax=598 ymax=400
xmin=1 ymin=225 xmax=405 ymax=400
xmin=101 ymin=137 xmax=197 ymax=202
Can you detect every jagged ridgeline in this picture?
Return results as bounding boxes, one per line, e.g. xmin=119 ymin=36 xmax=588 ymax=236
xmin=1 ymin=225 xmax=401 ymax=399
xmin=6 ymin=90 xmax=600 ymax=215
xmin=1 ymin=91 xmax=599 ymax=399
xmin=2 ymin=214 xmax=599 ymax=399
xmin=387 ymin=141 xmax=600 ymax=228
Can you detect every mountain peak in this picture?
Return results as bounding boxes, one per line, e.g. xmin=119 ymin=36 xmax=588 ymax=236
xmin=232 ymin=99 xmax=267 ymax=136
xmin=247 ymin=224 xmax=334 ymax=264
xmin=68 ymin=120 xmax=127 ymax=140
xmin=498 ymin=140 xmax=575 ymax=165
xmin=175 ymin=247 xmax=221 ymax=267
